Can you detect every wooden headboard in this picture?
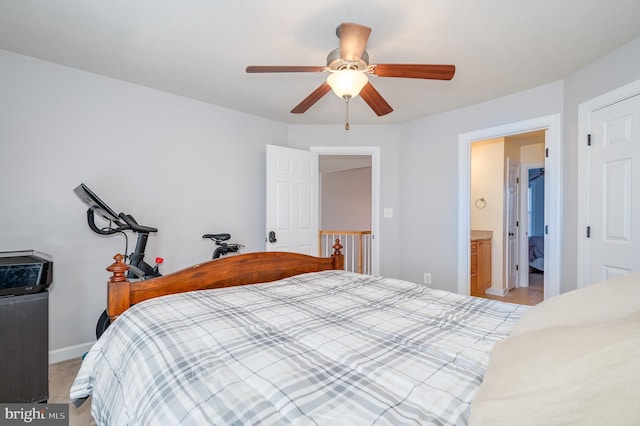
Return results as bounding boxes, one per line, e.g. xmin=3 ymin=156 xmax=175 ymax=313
xmin=106 ymin=241 xmax=344 ymax=321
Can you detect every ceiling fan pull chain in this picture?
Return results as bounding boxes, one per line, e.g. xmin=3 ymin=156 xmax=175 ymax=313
xmin=345 ymin=96 xmax=350 ymax=130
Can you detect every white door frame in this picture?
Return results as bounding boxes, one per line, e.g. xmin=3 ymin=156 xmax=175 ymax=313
xmin=458 ymin=114 xmax=562 ymax=299
xmin=578 ymin=78 xmax=640 ymax=288
xmin=310 ymin=146 xmax=381 ymax=276
xmin=519 ymin=160 xmax=545 ymax=287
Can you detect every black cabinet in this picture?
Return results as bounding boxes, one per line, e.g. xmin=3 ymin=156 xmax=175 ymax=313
xmin=0 ymin=291 xmax=49 ymax=403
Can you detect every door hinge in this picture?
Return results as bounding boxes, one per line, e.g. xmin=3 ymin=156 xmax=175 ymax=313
xmin=545 ymin=225 xmax=549 ymax=234
xmin=516 ymin=221 xmax=519 ymax=227
xmin=516 ymin=264 xmax=519 ymax=271
xmin=545 ymin=148 xmax=549 ymax=157
xmin=516 ymin=177 xmax=520 ymax=184
xmin=587 ymin=134 xmax=592 ymax=146
xmin=587 ymin=226 xmax=591 ymax=238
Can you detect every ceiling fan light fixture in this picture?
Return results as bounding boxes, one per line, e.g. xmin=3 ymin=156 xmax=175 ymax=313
xmin=327 ymin=69 xmax=368 ymax=99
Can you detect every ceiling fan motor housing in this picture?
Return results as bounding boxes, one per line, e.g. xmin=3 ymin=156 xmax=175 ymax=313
xmin=326 ymin=48 xmax=369 ymax=71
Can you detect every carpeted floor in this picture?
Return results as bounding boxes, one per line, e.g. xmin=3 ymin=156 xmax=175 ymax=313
xmin=49 ymin=358 xmax=95 ymax=425
xmin=529 ymin=270 xmax=544 ymax=289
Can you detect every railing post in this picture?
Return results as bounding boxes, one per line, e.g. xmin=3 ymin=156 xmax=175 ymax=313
xmin=332 ymin=238 xmax=344 ymax=270
xmin=358 ymin=233 xmax=363 ymax=274
xmin=318 ymin=230 xmax=371 ymax=274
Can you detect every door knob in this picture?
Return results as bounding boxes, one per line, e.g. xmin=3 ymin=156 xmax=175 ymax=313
xmin=268 ymin=231 xmax=277 ymax=243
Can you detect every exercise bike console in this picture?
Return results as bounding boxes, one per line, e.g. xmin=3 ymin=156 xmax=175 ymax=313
xmin=75 ymin=184 xmax=157 ymax=234
xmin=74 ymin=183 xmax=160 ymax=277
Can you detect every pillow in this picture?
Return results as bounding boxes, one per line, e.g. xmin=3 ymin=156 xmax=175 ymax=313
xmin=470 ymin=311 xmax=640 ymax=426
xmin=510 ymin=271 xmax=640 ymax=337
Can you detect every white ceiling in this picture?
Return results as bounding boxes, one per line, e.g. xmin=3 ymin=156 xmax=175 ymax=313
xmin=2 ymin=0 xmax=640 ymax=126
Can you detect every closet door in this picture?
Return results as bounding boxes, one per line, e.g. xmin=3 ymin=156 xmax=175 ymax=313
xmin=585 ymin=93 xmax=640 ymax=284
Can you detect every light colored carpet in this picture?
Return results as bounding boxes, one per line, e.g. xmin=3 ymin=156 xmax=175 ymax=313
xmin=529 ymin=271 xmax=544 ymax=289
xmin=49 ymin=358 xmax=95 ymax=426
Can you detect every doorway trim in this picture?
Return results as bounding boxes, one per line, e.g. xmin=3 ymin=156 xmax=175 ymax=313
xmin=310 ymin=146 xmax=381 ymax=276
xmin=458 ymin=114 xmax=562 ymax=299
xmin=577 ymin=78 xmax=640 ymax=288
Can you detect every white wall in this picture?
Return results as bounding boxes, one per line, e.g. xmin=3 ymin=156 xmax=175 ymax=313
xmin=398 ymin=36 xmax=640 ymax=294
xmin=321 ymin=167 xmax=372 ymax=230
xmin=399 ymin=81 xmax=564 ymax=292
xmin=520 ymin=142 xmax=545 ymax=163
xmin=0 ymin=50 xmax=287 ymax=360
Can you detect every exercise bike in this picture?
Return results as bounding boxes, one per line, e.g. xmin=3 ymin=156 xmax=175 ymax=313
xmin=74 ymin=183 xmax=162 ymax=338
xmin=75 ymin=184 xmax=244 ymax=339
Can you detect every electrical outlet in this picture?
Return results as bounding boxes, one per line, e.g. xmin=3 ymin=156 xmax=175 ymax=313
xmin=423 ymin=272 xmax=431 ymax=285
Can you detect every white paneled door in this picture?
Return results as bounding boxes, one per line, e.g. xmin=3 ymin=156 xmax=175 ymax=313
xmin=266 ymin=145 xmax=319 ymax=255
xmin=506 ymin=159 xmax=520 ymax=290
xmin=586 ymin=94 xmax=640 ymax=284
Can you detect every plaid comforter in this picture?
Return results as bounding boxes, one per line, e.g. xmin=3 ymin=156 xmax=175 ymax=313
xmin=70 ymin=270 xmax=528 ymax=425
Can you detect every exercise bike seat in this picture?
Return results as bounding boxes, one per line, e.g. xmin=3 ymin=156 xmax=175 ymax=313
xmin=202 ymin=233 xmax=231 ymax=241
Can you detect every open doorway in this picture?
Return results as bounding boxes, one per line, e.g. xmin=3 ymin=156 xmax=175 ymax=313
xmin=469 ymin=130 xmax=544 ymax=303
xmin=319 ymin=155 xmax=373 ymax=274
xmin=524 ymin=164 xmax=545 ymax=291
xmin=319 ymin=155 xmax=371 ymax=231
xmin=459 ymin=114 xmax=561 ymax=302
xmin=311 ymin=146 xmax=381 ymax=276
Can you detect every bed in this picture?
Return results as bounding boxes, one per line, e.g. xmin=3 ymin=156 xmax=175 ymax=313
xmin=528 ymin=235 xmax=544 ymax=271
xmin=70 ymin=246 xmax=640 ymax=425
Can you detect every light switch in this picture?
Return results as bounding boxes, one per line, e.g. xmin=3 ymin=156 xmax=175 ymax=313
xmin=383 ymin=208 xmax=393 ymax=218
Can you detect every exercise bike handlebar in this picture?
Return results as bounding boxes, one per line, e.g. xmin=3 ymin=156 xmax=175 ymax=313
xmin=85 ymin=207 xmax=157 ymax=235
xmin=117 ymin=213 xmax=158 ymax=234
xmin=86 ymin=208 xmax=122 ymax=235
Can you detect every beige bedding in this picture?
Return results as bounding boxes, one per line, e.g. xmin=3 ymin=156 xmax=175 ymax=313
xmin=470 ymin=272 xmax=640 ymax=426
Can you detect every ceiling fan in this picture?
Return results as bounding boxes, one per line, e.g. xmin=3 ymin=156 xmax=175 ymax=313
xmin=246 ymin=22 xmax=456 ymax=128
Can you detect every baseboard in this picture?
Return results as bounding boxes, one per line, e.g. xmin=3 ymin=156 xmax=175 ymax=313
xmin=49 ymin=341 xmax=95 ymax=364
xmin=484 ymin=287 xmax=508 ymax=297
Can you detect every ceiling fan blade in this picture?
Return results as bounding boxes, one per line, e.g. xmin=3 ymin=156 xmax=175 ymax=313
xmin=339 ymin=22 xmax=371 ymax=62
xmin=371 ymin=64 xmax=456 ymax=80
xmin=359 ymin=83 xmax=393 ymax=116
xmin=291 ymin=82 xmax=332 ymax=114
xmin=246 ymin=65 xmax=325 ymax=73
